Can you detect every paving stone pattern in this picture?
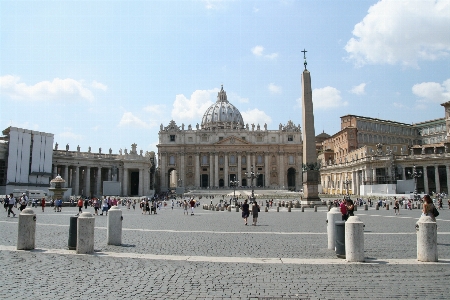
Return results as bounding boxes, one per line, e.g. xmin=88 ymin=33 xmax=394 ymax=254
xmin=1 ymin=203 xmax=449 ymax=299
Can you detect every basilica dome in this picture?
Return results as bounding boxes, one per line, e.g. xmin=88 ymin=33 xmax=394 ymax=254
xmin=201 ymin=85 xmax=244 ymax=130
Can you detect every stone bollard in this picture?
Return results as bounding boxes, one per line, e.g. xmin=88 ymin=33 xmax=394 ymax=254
xmin=404 ymin=204 xmax=407 ymax=209
xmin=345 ymin=216 xmax=365 ymax=262
xmin=221 ymin=206 xmax=224 ymax=211
xmin=301 ymin=206 xmax=305 ymax=212
xmin=327 ymin=208 xmax=341 ymax=250
xmin=354 ymin=205 xmax=357 ymax=212
xmin=288 ymin=206 xmax=291 ymax=212
xmin=417 ymin=216 xmax=438 ymax=262
xmin=236 ymin=206 xmax=239 ymax=212
xmin=107 ymin=206 xmax=122 ymax=246
xmin=328 ymin=204 xmax=331 ymax=211
xmin=364 ymin=204 xmax=368 ymax=211
xmin=216 ymin=206 xmax=219 ymax=211
xmin=418 ymin=203 xmax=422 ymax=210
xmin=17 ymin=208 xmax=36 ymax=250
xmin=390 ymin=201 xmax=393 ymax=206
xmin=228 ymin=206 xmax=231 ymax=212
xmin=375 ymin=205 xmax=379 ymax=210
xmin=335 ymin=221 xmax=346 ymax=258
xmin=265 ymin=206 xmax=268 ymax=212
xmin=277 ymin=206 xmax=279 ymax=212
xmin=68 ymin=216 xmax=78 ymax=250
xmin=314 ymin=206 xmax=317 ymax=212
xmin=386 ymin=204 xmax=389 ymax=210
xmin=77 ymin=212 xmax=95 ymax=254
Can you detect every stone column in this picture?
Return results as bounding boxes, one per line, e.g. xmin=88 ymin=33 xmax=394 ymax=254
xmin=53 ymin=165 xmax=58 ymax=178
xmin=96 ymin=167 xmax=102 ymax=196
xmin=214 ymin=154 xmax=219 ymax=188
xmin=372 ymin=168 xmax=376 ymax=184
xmin=435 ymin=166 xmax=440 ymax=193
xmin=423 ymin=165 xmax=429 ymax=194
xmin=181 ymin=152 xmax=186 ymax=188
xmin=74 ymin=166 xmax=80 ymax=196
xmin=246 ymin=154 xmax=251 ymax=186
xmin=265 ymin=154 xmax=270 ymax=188
xmin=139 ymin=168 xmax=144 ymax=196
xmin=447 ymin=165 xmax=450 ymax=194
xmin=351 ymin=171 xmax=355 ymax=195
xmin=224 ymin=154 xmax=229 ymax=186
xmin=160 ymin=153 xmax=167 ymax=191
xmin=108 ymin=168 xmax=112 ymax=182
xmin=402 ymin=167 xmax=406 ymax=180
xmin=123 ymin=168 xmax=128 ymax=196
xmin=278 ymin=152 xmax=284 ymax=188
xmin=236 ymin=153 xmax=242 ymax=185
xmin=85 ymin=166 xmax=91 ymax=197
xmin=209 ymin=153 xmax=214 ymax=187
xmin=195 ymin=152 xmax=200 ymax=187
xmin=64 ymin=165 xmax=69 ymax=188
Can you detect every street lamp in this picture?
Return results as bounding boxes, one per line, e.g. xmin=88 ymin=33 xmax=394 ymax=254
xmin=408 ymin=165 xmax=422 ymax=201
xmin=230 ymin=179 xmax=239 ymax=206
xmin=245 ymin=165 xmax=260 ymax=203
xmin=343 ymin=178 xmax=351 ymax=200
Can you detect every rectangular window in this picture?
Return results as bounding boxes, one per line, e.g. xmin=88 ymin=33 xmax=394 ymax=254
xmin=170 ymin=135 xmax=175 ymax=142
xmin=241 ymin=137 xmax=246 ymax=140
xmin=288 ymin=135 xmax=293 ymax=141
xmin=257 ymin=136 xmax=263 ymax=142
xmin=219 ymin=137 xmax=223 ymax=141
xmin=201 ymin=136 xmax=207 ymax=142
xmin=229 ymin=155 xmax=236 ymax=164
xmin=271 ymin=137 xmax=276 ymax=142
xmin=242 ymin=157 xmax=246 ymax=164
xmin=188 ymin=137 xmax=193 ymax=142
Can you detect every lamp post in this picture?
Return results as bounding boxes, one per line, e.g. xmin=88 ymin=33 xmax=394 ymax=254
xmin=230 ymin=179 xmax=239 ymax=206
xmin=408 ymin=165 xmax=422 ymax=201
xmin=245 ymin=165 xmax=260 ymax=203
xmin=343 ymin=178 xmax=351 ymax=200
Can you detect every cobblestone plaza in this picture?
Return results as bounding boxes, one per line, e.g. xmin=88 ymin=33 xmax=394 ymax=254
xmin=1 ymin=200 xmax=449 ymax=299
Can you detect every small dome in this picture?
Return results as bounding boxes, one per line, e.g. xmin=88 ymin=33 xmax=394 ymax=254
xmin=201 ymin=85 xmax=244 ymax=130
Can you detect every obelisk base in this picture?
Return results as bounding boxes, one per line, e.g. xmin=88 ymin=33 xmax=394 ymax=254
xmin=301 ymin=170 xmax=322 ymax=206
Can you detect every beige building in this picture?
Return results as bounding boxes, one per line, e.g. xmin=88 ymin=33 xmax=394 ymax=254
xmin=319 ymin=104 xmax=450 ymax=196
xmin=157 ymin=86 xmax=304 ymax=192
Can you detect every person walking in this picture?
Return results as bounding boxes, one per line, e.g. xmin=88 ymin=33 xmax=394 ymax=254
xmin=77 ymin=198 xmax=83 ymax=215
xmin=41 ymin=197 xmax=46 ymax=212
xmin=241 ymin=199 xmax=250 ymax=225
xmin=340 ymin=199 xmax=348 ymax=221
xmin=189 ymin=198 xmax=196 ymax=215
xmin=183 ymin=200 xmax=188 ymax=215
xmin=93 ymin=198 xmax=99 ymax=216
xmin=100 ymin=198 xmax=109 ymax=216
xmin=251 ymin=201 xmax=260 ymax=226
xmin=19 ymin=195 xmax=27 ymax=211
xmin=394 ymin=200 xmax=400 ymax=215
xmin=7 ymin=193 xmax=16 ymax=217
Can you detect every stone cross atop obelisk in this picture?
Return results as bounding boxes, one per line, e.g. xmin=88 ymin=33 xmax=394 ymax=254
xmin=301 ymin=50 xmax=321 ymax=205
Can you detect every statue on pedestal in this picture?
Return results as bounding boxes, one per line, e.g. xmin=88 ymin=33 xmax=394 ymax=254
xmin=54 ymin=142 xmax=58 ymax=150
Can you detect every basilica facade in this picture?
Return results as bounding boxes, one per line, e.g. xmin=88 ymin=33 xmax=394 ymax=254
xmin=157 ymin=86 xmax=304 ymax=192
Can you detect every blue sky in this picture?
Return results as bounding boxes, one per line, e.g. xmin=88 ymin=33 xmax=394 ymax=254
xmin=1 ymin=0 xmax=449 ymax=155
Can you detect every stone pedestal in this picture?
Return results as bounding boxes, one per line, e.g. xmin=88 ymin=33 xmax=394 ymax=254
xmin=107 ymin=206 xmax=122 ymax=246
xmin=17 ymin=208 xmax=36 ymax=250
xmin=417 ymin=216 xmax=438 ymax=262
xmin=301 ymin=170 xmax=321 ymax=206
xmin=77 ymin=212 xmax=95 ymax=254
xmin=345 ymin=216 xmax=365 ymax=262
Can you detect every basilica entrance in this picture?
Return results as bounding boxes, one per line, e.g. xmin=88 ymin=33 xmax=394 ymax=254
xmin=200 ymin=174 xmax=209 ymax=188
xmin=287 ymin=168 xmax=296 ymax=191
xmin=130 ymin=171 xmax=139 ymax=195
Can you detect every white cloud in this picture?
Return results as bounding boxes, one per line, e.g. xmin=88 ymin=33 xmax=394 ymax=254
xmin=0 ymin=75 xmax=106 ymax=101
xmin=268 ymin=83 xmax=282 ymax=94
xmin=312 ymin=86 xmax=348 ymax=109
xmin=203 ymin=0 xmax=226 ymax=10
xmin=171 ymin=88 xmax=218 ymax=122
xmin=251 ymin=45 xmax=278 ymax=60
xmin=91 ymin=80 xmax=107 ymax=91
xmin=241 ymin=109 xmax=272 ymax=126
xmin=412 ymin=78 xmax=450 ymax=104
xmin=57 ymin=131 xmax=83 ymax=141
xmin=229 ymin=92 xmax=249 ymax=103
xmin=345 ymin=0 xmax=450 ymax=67
xmin=350 ymin=83 xmax=366 ymax=95
xmin=118 ymin=112 xmax=153 ymax=129
xmin=393 ymin=102 xmax=407 ymax=109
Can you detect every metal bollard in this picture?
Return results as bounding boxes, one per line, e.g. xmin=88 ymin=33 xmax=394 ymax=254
xmin=335 ymin=221 xmax=346 ymax=258
xmin=345 ymin=216 xmax=365 ymax=262
xmin=417 ymin=216 xmax=438 ymax=262
xmin=327 ymin=208 xmax=341 ymax=250
xmin=107 ymin=206 xmax=122 ymax=246
xmin=17 ymin=208 xmax=36 ymax=250
xmin=68 ymin=216 xmax=78 ymax=250
xmin=77 ymin=212 xmax=95 ymax=254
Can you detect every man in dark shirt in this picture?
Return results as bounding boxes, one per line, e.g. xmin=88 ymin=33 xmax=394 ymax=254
xmin=241 ymin=199 xmax=250 ymax=225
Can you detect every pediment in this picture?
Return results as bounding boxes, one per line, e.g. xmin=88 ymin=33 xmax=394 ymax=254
xmin=215 ymin=136 xmax=251 ymax=145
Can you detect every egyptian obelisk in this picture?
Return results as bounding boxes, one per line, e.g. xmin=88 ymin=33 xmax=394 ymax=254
xmin=301 ymin=49 xmax=321 ymax=205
